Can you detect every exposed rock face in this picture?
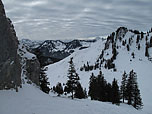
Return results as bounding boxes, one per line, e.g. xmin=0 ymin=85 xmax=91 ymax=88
xmin=0 ymin=0 xmax=41 ymax=89
xmin=18 ymin=43 xmax=40 ymax=86
xmin=0 ymin=0 xmax=21 ymax=89
xmin=116 ymin=27 xmax=128 ymax=40
xmin=0 ymin=0 xmax=5 ymax=16
xmin=26 ymin=59 xmax=40 ymax=86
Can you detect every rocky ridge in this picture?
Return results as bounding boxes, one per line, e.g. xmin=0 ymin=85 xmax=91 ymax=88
xmin=0 ymin=0 xmax=40 ymax=90
xmin=0 ymin=0 xmax=21 ymax=89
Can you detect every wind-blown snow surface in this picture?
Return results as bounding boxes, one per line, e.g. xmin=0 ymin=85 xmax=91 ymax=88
xmin=0 ymin=84 xmax=147 ymax=114
xmin=47 ymin=33 xmax=152 ymax=113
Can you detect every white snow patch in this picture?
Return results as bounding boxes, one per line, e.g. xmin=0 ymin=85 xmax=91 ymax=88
xmin=0 ymin=84 xmax=147 ymax=114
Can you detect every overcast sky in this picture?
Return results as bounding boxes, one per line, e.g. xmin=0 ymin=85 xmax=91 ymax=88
xmin=3 ymin=0 xmax=152 ymax=40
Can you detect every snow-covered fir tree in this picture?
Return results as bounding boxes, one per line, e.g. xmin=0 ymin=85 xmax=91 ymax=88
xmin=111 ymin=78 xmax=120 ymax=105
xmin=74 ymin=82 xmax=86 ymax=99
xmin=126 ymin=70 xmax=143 ymax=109
xmin=65 ymin=57 xmax=80 ymax=99
xmin=126 ymin=70 xmax=136 ymax=105
xmin=133 ymin=83 xmax=143 ymax=109
xmin=97 ymin=71 xmax=107 ymax=101
xmin=120 ymin=71 xmax=128 ymax=103
xmin=55 ymin=82 xmax=63 ymax=96
xmin=39 ymin=67 xmax=50 ymax=94
xmin=88 ymin=73 xmax=97 ymax=100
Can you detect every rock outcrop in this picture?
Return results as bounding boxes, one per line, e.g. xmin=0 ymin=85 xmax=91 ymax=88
xmin=18 ymin=43 xmax=40 ymax=86
xmin=0 ymin=0 xmax=41 ymax=89
xmin=0 ymin=0 xmax=21 ymax=89
xmin=26 ymin=59 xmax=40 ymax=85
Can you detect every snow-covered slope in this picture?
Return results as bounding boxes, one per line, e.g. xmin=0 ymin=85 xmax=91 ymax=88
xmin=0 ymin=84 xmax=147 ymax=114
xmin=47 ymin=27 xmax=152 ymax=113
xmin=47 ymin=38 xmax=104 ymax=87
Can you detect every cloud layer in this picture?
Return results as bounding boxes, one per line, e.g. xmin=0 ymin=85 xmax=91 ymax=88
xmin=3 ymin=0 xmax=152 ymax=40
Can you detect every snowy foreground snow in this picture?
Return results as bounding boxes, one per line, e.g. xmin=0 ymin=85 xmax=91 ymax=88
xmin=0 ymin=84 xmax=147 ymax=114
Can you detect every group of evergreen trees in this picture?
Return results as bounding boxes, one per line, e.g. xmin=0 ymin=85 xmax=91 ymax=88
xmin=53 ymin=82 xmax=63 ymax=96
xmin=88 ymin=71 xmax=120 ymax=104
xmin=80 ymin=61 xmax=94 ymax=71
xmin=120 ymin=70 xmax=143 ymax=109
xmin=88 ymin=70 xmax=143 ymax=109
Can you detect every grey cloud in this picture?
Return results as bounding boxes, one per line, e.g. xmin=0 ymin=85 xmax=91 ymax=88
xmin=2 ymin=0 xmax=152 ymax=40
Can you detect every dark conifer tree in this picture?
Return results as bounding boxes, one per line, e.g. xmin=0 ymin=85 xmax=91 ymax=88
xmin=105 ymin=83 xmax=112 ymax=102
xmin=125 ymin=40 xmax=127 ymax=45
xmin=66 ymin=57 xmax=80 ymax=99
xmin=106 ymin=59 xmax=115 ymax=69
xmin=39 ymin=67 xmax=50 ymax=94
xmin=88 ymin=73 xmax=97 ymax=100
xmin=97 ymin=71 xmax=107 ymax=101
xmin=75 ymin=82 xmax=85 ymax=99
xmin=141 ymin=32 xmax=144 ymax=40
xmin=120 ymin=71 xmax=127 ymax=103
xmin=145 ymin=44 xmax=149 ymax=57
xmin=147 ymin=32 xmax=149 ymax=36
xmin=131 ymin=52 xmax=135 ymax=58
xmin=127 ymin=44 xmax=130 ymax=51
xmin=127 ymin=70 xmax=143 ymax=105
xmin=83 ymin=64 xmax=86 ymax=69
xmin=99 ymin=50 xmax=104 ymax=59
xmin=55 ymin=82 xmax=63 ymax=96
xmin=64 ymin=85 xmax=70 ymax=94
xmin=138 ymin=44 xmax=140 ymax=50
xmin=129 ymin=38 xmax=132 ymax=45
xmin=112 ymin=47 xmax=117 ymax=60
xmin=146 ymin=36 xmax=148 ymax=42
xmin=87 ymin=61 xmax=89 ymax=70
xmin=80 ymin=66 xmax=83 ymax=71
xmin=133 ymin=83 xmax=143 ymax=109
xmin=126 ymin=70 xmax=135 ymax=105
xmin=136 ymin=35 xmax=140 ymax=43
xmin=126 ymin=70 xmax=143 ymax=109
xmin=122 ymin=40 xmax=126 ymax=46
xmin=111 ymin=78 xmax=120 ymax=104
xmin=150 ymin=36 xmax=152 ymax=47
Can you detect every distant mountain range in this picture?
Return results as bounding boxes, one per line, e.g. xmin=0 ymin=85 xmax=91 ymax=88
xmin=20 ymin=38 xmax=97 ymax=66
